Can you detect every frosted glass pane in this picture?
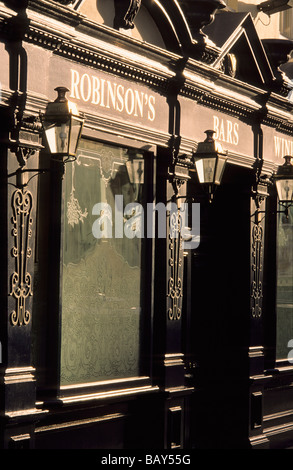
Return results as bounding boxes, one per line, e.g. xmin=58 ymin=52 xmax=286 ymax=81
xmin=276 ymin=207 xmax=293 ymax=360
xmin=60 ymin=139 xmax=145 ymax=385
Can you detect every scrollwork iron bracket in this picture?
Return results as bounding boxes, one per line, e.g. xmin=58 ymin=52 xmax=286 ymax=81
xmin=10 ymin=186 xmax=33 ymax=326
xmin=168 ymin=136 xmax=191 ymax=199
xmin=167 ymin=210 xmax=183 ymax=321
xmin=7 ymin=113 xmax=43 ymax=326
xmin=250 ymin=177 xmax=269 ymax=319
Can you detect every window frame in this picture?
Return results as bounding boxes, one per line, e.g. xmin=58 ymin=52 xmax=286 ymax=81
xmin=275 ymin=206 xmax=293 ymax=364
xmin=264 ymin=186 xmax=293 ymax=372
xmin=44 ymin=132 xmax=157 ymax=401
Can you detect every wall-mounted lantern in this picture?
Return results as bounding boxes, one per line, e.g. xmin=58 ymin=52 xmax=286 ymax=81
xmin=7 ymin=86 xmax=85 ymax=189
xmin=126 ymin=154 xmax=144 ymax=201
xmin=272 ymin=155 xmax=293 ymax=218
xmin=42 ymin=86 xmax=84 ymax=162
xmin=257 ymin=0 xmax=293 ymax=15
xmin=126 ymin=156 xmax=144 ymax=185
xmin=192 ymin=129 xmax=228 ymax=202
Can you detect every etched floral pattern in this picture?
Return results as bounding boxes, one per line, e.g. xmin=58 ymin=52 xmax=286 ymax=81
xmin=60 ymin=140 xmax=144 ymax=385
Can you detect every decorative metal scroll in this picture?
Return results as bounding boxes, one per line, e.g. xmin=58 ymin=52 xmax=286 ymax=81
xmin=167 ymin=210 xmax=183 ymax=321
xmin=251 ymin=223 xmax=263 ymax=318
xmin=10 ymin=188 xmax=33 ymax=326
xmin=114 ymin=0 xmax=142 ymax=30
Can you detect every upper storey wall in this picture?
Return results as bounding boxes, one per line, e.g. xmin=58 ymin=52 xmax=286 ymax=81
xmin=79 ymin=0 xmax=166 ymax=48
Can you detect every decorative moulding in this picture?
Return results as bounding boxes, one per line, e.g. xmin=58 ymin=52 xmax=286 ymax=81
xmin=179 ymin=0 xmax=226 ymax=45
xmin=262 ymin=39 xmax=293 ymax=97
xmin=114 ymin=0 xmax=142 ymax=30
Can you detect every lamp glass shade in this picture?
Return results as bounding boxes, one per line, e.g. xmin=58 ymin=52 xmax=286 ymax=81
xmin=68 ymin=115 xmax=84 ymax=156
xmin=126 ymin=158 xmax=145 ymax=184
xmin=194 ymin=155 xmax=227 ymax=185
xmin=42 ymin=87 xmax=84 ymax=158
xmin=43 ymin=119 xmax=70 ymax=155
xmin=43 ymin=116 xmax=84 ymax=157
xmin=276 ymin=179 xmax=293 ymax=203
xmin=195 ymin=157 xmax=217 ymax=184
xmin=214 ymin=155 xmax=227 ymax=185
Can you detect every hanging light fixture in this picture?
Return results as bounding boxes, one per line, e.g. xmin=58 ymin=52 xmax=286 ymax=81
xmin=257 ymin=0 xmax=293 ymax=15
xmin=126 ymin=153 xmax=144 ymax=202
xmin=42 ymin=87 xmax=84 ymax=162
xmin=192 ymin=129 xmax=228 ymax=202
xmin=272 ymin=155 xmax=293 ymax=218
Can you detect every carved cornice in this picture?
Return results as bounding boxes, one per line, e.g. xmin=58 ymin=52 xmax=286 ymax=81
xmin=15 ymin=31 xmax=293 ymax=131
xmin=27 ymin=0 xmax=84 ymax=26
xmin=20 ymin=18 xmax=259 ymax=118
xmin=183 ymin=85 xmax=257 ymax=119
xmin=262 ymin=39 xmax=293 ymax=97
xmin=179 ymin=0 xmax=226 ymax=45
xmin=22 ymin=23 xmax=172 ymax=93
xmin=1 ymin=3 xmax=293 ymax=135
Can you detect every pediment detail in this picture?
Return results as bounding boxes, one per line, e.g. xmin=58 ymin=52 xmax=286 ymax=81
xmin=204 ymin=13 xmax=274 ymax=85
xmin=203 ymin=12 xmax=293 ymax=95
xmin=178 ymin=0 xmax=226 ymax=45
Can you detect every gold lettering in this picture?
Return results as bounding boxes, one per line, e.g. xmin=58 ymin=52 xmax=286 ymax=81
xmin=106 ymin=81 xmax=117 ymax=109
xmin=219 ymin=119 xmax=225 ymax=142
xmin=285 ymin=139 xmax=291 ymax=155
xmin=91 ymin=76 xmax=100 ymax=105
xmin=148 ymin=95 xmax=156 ymax=122
xmin=70 ymin=69 xmax=80 ymax=100
xmin=274 ymin=136 xmax=281 ymax=157
xmin=68 ymin=69 xmax=157 ymax=122
xmin=213 ymin=115 xmax=239 ymax=146
xmin=125 ymin=88 xmax=135 ymax=115
xmin=233 ymin=123 xmax=239 ymax=146
xmin=116 ymin=84 xmax=124 ymax=112
xmin=134 ymin=90 xmax=144 ymax=118
xmin=100 ymin=79 xmax=105 ymax=107
xmin=80 ymin=73 xmax=91 ymax=102
xmin=226 ymin=120 xmax=233 ymax=144
xmin=213 ymin=115 xmax=219 ymax=140
xmin=274 ymin=136 xmax=293 ymax=158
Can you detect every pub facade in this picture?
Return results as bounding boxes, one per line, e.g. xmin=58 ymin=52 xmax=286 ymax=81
xmin=1 ymin=0 xmax=293 ymax=450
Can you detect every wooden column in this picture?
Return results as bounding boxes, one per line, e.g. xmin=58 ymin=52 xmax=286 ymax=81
xmin=152 ymin=144 xmax=194 ymax=448
xmin=0 ymin=120 xmax=45 ymax=448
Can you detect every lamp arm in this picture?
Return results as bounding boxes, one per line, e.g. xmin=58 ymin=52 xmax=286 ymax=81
xmin=251 ymin=206 xmax=292 ymax=223
xmin=8 ymin=167 xmax=51 ymax=189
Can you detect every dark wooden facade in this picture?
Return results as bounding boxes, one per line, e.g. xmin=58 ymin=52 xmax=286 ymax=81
xmin=1 ymin=0 xmax=293 ymax=451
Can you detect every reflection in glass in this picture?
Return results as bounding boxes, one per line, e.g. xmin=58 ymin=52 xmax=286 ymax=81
xmin=60 ymin=139 xmax=145 ymax=385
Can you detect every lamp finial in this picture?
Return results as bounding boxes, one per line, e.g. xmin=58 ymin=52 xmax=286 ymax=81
xmin=54 ymin=87 xmax=69 ymax=103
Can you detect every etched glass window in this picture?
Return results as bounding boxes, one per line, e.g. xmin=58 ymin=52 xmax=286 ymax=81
xmin=276 ymin=207 xmax=293 ymax=360
xmin=60 ymin=139 xmax=146 ymax=385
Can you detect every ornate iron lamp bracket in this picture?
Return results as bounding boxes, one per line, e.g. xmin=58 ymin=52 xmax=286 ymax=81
xmin=250 ymin=178 xmax=269 ymax=319
xmin=10 ymin=186 xmax=33 ymax=326
xmin=7 ymin=114 xmax=43 ymax=327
